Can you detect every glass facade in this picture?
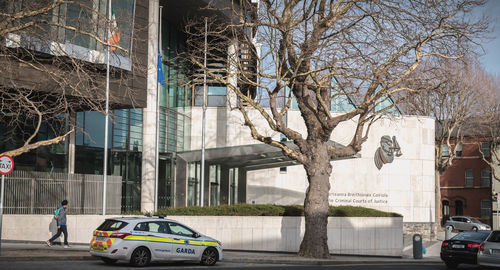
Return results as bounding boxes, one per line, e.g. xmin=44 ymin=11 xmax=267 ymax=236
xmin=209 ymin=165 xmax=220 ymax=206
xmin=272 ymin=87 xmax=356 ymax=112
xmin=0 ymin=116 xmax=68 ymax=173
xmin=187 ymin=162 xmax=201 ymax=206
xmin=4 ymin=0 xmax=135 ymax=68
xmin=194 ymin=86 xmax=227 ymax=107
xmin=160 ymin=19 xmax=190 ymax=109
xmin=229 ymin=168 xmax=238 ymax=205
xmin=157 ymin=18 xmax=192 ymax=155
xmin=75 ymin=109 xmax=143 ymax=212
xmin=157 ymin=154 xmax=175 ymax=209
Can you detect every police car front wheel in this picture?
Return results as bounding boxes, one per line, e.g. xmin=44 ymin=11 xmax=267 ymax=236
xmin=200 ymin=247 xmax=218 ymax=266
xmin=130 ymin=246 xmax=151 ymax=267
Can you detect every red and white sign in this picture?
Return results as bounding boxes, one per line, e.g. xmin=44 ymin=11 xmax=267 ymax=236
xmin=0 ymin=155 xmax=14 ymax=175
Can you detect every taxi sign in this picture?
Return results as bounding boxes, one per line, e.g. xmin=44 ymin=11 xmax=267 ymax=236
xmin=0 ymin=155 xmax=14 ymax=175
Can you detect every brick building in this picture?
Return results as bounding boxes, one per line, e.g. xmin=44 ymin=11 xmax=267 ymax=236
xmin=440 ymin=137 xmax=492 ymax=226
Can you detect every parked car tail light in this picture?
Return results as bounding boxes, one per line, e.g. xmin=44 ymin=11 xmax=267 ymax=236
xmin=467 ymin=243 xmax=481 ymax=249
xmin=442 ymin=242 xmax=449 ymax=247
xmin=480 ymin=242 xmax=485 ymax=252
xmin=110 ymin=232 xmax=132 ymax=239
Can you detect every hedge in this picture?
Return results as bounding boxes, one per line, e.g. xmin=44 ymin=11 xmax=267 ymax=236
xmin=149 ymin=204 xmax=401 ymax=217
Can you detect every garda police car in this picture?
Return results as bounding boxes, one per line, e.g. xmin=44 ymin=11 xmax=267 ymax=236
xmin=89 ymin=216 xmax=222 ymax=266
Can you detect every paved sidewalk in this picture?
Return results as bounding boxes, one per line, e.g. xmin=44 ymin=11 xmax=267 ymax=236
xmin=0 ymin=241 xmax=442 ymax=265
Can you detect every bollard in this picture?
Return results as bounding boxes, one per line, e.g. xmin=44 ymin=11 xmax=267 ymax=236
xmin=445 ymin=225 xmax=453 ymax=240
xmin=413 ymin=233 xmax=423 ymax=259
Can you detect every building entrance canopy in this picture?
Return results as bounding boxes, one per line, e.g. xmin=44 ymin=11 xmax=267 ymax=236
xmin=176 ymin=141 xmax=360 ymax=171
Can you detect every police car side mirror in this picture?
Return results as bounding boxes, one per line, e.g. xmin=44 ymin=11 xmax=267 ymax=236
xmin=193 ymin=233 xmax=200 ymax=238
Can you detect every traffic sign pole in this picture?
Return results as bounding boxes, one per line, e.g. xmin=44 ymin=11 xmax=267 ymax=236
xmin=0 ymin=174 xmax=4 ymax=254
xmin=0 ymin=154 xmax=15 ymax=255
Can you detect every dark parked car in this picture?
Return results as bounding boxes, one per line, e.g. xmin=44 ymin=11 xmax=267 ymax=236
xmin=441 ymin=231 xmax=491 ymax=269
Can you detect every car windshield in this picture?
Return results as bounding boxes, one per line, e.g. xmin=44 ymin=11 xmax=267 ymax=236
xmin=97 ymin=220 xmax=128 ymax=231
xmin=488 ymin=231 xmax=500 ymax=243
xmin=470 ymin=218 xmax=481 ymax=223
xmin=452 ymin=232 xmax=490 ymax=241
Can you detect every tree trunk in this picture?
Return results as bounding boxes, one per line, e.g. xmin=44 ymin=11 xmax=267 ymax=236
xmin=298 ymin=154 xmax=331 ymax=258
xmin=434 ymin=170 xmax=441 ymax=237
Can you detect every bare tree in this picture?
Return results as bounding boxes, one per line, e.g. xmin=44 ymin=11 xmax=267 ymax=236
xmin=0 ymin=0 xmax=144 ymax=157
xmin=474 ymin=74 xmax=500 ymax=182
xmin=401 ymin=57 xmax=489 ymax=229
xmin=184 ymin=0 xmax=488 ymax=258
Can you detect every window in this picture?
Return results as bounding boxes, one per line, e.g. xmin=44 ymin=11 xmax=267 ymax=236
xmin=481 ymin=168 xmax=491 ymax=187
xmin=441 ymin=144 xmax=449 ymax=157
xmin=209 ymin=165 xmax=220 ymax=206
xmin=442 ymin=200 xmax=450 ymax=217
xmin=488 ymin=231 xmax=500 ymax=242
xmin=194 ymin=86 xmax=227 ymax=107
xmin=167 ymin=222 xmax=195 ymax=237
xmin=455 ymin=144 xmax=462 ymax=157
xmin=6 ymin=0 xmax=136 ymax=69
xmin=134 ymin=222 xmax=149 ymax=231
xmin=465 ymin=169 xmax=474 ymax=187
xmin=481 ymin=142 xmax=491 ymax=158
xmin=455 ymin=200 xmax=464 ymax=216
xmin=453 ymin=232 xmax=490 ymax=241
xmin=229 ymin=168 xmax=238 ymax=205
xmin=481 ymin=200 xmax=491 ymax=219
xmin=97 ymin=220 xmax=128 ymax=231
xmin=187 ymin=162 xmax=200 ymax=206
xmin=147 ymin=222 xmax=168 ymax=234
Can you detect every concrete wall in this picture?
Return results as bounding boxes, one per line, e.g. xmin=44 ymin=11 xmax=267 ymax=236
xmin=190 ymin=105 xmax=435 ymax=224
xmin=2 ymin=215 xmax=403 ymax=256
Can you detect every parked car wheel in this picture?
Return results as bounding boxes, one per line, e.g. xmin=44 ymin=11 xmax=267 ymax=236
xmin=101 ymin=257 xmax=117 ymax=265
xmin=472 ymin=226 xmax=478 ymax=232
xmin=200 ymin=247 xmax=218 ymax=266
xmin=448 ymin=225 xmax=454 ymax=231
xmin=130 ymin=246 xmax=151 ymax=267
xmin=445 ymin=261 xmax=458 ymax=269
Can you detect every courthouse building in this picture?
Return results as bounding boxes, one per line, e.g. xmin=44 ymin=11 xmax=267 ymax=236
xmin=0 ymin=0 xmax=435 ymax=232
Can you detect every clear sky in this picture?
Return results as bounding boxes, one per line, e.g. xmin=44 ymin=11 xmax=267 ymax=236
xmin=478 ymin=0 xmax=500 ymax=77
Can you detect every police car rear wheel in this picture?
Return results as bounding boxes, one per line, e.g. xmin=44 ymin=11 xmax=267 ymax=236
xmin=101 ymin=257 xmax=117 ymax=265
xmin=200 ymin=247 xmax=218 ymax=266
xmin=130 ymin=247 xmax=151 ymax=267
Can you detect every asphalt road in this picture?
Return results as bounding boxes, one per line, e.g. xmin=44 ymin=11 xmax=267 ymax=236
xmin=0 ymin=261 xmax=485 ymax=270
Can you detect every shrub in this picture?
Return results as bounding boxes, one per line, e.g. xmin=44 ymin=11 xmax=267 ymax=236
xmin=154 ymin=204 xmax=401 ymax=217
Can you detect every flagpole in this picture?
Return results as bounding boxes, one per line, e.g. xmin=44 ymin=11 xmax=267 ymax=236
xmin=154 ymin=6 xmax=163 ymax=213
xmin=103 ymin=0 xmax=112 ymax=216
xmin=200 ymin=17 xmax=207 ymax=207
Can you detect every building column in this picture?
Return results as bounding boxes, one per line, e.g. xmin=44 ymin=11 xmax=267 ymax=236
xmin=140 ymin=0 xmax=159 ymax=212
xmin=67 ymin=112 xmax=76 ymax=174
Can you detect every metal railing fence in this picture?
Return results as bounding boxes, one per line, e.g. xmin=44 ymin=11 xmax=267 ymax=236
xmin=3 ymin=171 xmax=122 ymax=214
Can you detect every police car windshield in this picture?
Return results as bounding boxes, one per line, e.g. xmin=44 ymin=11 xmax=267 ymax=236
xmin=97 ymin=220 xmax=128 ymax=231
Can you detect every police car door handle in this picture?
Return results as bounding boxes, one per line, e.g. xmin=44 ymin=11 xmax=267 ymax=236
xmin=147 ymin=234 xmax=155 ymax=237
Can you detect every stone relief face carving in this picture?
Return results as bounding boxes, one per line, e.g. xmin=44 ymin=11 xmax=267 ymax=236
xmin=374 ymin=135 xmax=402 ymax=170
